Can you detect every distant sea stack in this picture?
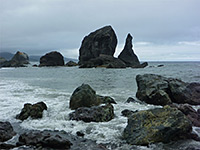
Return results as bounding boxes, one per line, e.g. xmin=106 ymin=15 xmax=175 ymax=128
xmin=79 ymin=25 xmax=117 ymax=65
xmin=39 ymin=51 xmax=64 ymax=67
xmin=0 ymin=51 xmax=29 ymax=67
xmin=118 ymin=34 xmax=148 ymax=68
xmin=78 ymin=25 xmax=147 ymax=68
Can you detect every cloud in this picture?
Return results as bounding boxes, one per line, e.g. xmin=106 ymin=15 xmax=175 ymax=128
xmin=178 ymin=41 xmax=200 ymax=46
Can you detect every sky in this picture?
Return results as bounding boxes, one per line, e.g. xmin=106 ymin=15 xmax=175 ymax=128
xmin=0 ymin=0 xmax=200 ymax=61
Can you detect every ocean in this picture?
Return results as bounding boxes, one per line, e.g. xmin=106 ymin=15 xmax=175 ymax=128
xmin=0 ymin=61 xmax=200 ymax=150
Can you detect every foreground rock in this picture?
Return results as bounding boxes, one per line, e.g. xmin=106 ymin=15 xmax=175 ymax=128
xmin=39 ymin=51 xmax=64 ymax=66
xmin=79 ymin=25 xmax=117 ymax=65
xmin=0 ymin=121 xmax=16 ymax=142
xmin=18 ymin=130 xmax=72 ymax=149
xmin=69 ymin=104 xmax=114 ymax=122
xmin=69 ymin=84 xmax=116 ymax=110
xmin=123 ymin=106 xmax=192 ymax=145
xmin=1 ymin=51 xmax=29 ymax=67
xmin=136 ymin=74 xmax=200 ymax=105
xmin=16 ymin=101 xmax=47 ymax=121
xmin=118 ymin=34 xmax=148 ymax=68
xmin=66 ymin=61 xmax=78 ymax=67
xmin=177 ymin=104 xmax=200 ymax=127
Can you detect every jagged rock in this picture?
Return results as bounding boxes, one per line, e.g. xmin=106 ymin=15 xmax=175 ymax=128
xmin=66 ymin=61 xmax=78 ymax=67
xmin=1 ymin=51 xmax=29 ymax=67
xmin=39 ymin=51 xmax=64 ymax=66
xmin=0 ymin=121 xmax=16 ymax=142
xmin=123 ymin=106 xmax=192 ymax=145
xmin=125 ymin=97 xmax=145 ymax=104
xmin=69 ymin=104 xmax=114 ymax=122
xmin=136 ymin=74 xmax=171 ymax=106
xmin=69 ymin=84 xmax=116 ymax=110
xmin=136 ymin=74 xmax=200 ymax=105
xmin=16 ymin=101 xmax=47 ymax=121
xmin=177 ymin=104 xmax=200 ymax=127
xmin=79 ymin=55 xmax=126 ymax=68
xmin=118 ymin=34 xmax=148 ymax=68
xmin=18 ymin=130 xmax=72 ymax=149
xmin=118 ymin=34 xmax=140 ymax=67
xmin=121 ymin=109 xmax=137 ymax=117
xmin=79 ymin=25 xmax=117 ymax=64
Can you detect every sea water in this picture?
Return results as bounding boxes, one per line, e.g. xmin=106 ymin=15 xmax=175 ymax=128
xmin=0 ymin=62 xmax=200 ymax=149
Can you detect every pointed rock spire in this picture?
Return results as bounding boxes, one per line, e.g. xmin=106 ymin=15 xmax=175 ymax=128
xmin=118 ymin=33 xmax=140 ymax=67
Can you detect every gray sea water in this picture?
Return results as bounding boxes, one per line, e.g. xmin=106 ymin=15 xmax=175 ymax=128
xmin=0 ymin=62 xmax=200 ymax=150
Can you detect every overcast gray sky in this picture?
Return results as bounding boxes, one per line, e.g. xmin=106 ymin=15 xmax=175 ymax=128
xmin=0 ymin=0 xmax=200 ymax=61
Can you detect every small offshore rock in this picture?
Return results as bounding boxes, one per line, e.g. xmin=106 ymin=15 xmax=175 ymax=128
xmin=121 ymin=109 xmax=137 ymax=117
xmin=1 ymin=51 xmax=29 ymax=67
xmin=76 ymin=131 xmax=85 ymax=137
xmin=157 ymin=64 xmax=164 ymax=67
xmin=123 ymin=106 xmax=192 ymax=145
xmin=16 ymin=101 xmax=47 ymax=121
xmin=0 ymin=121 xmax=16 ymax=142
xmin=66 ymin=61 xmax=78 ymax=67
xmin=39 ymin=51 xmax=64 ymax=66
xmin=97 ymin=95 xmax=117 ymax=104
xmin=125 ymin=97 xmax=145 ymax=104
xmin=69 ymin=104 xmax=114 ymax=122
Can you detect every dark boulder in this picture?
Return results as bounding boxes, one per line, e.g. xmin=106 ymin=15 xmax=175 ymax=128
xmin=136 ymin=74 xmax=171 ymax=106
xmin=18 ymin=130 xmax=72 ymax=149
xmin=66 ymin=61 xmax=78 ymax=67
xmin=69 ymin=84 xmax=116 ymax=110
xmin=39 ymin=51 xmax=64 ymax=66
xmin=69 ymin=84 xmax=100 ymax=110
xmin=0 ymin=121 xmax=16 ymax=142
xmin=69 ymin=104 xmax=114 ymax=122
xmin=136 ymin=74 xmax=200 ymax=105
xmin=16 ymin=101 xmax=47 ymax=121
xmin=79 ymin=25 xmax=117 ymax=65
xmin=168 ymin=81 xmax=200 ymax=105
xmin=1 ymin=51 xmax=29 ymax=67
xmin=118 ymin=34 xmax=148 ymax=68
xmin=125 ymin=97 xmax=145 ymax=104
xmin=121 ymin=109 xmax=137 ymax=117
xmin=123 ymin=106 xmax=192 ymax=145
xmin=177 ymin=104 xmax=200 ymax=127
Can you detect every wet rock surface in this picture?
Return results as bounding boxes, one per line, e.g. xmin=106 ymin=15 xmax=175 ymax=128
xmin=177 ymin=104 xmax=200 ymax=127
xmin=136 ymin=74 xmax=200 ymax=105
xmin=39 ymin=51 xmax=64 ymax=66
xmin=70 ymin=84 xmax=116 ymax=110
xmin=69 ymin=104 xmax=114 ymax=122
xmin=0 ymin=121 xmax=16 ymax=142
xmin=123 ymin=106 xmax=192 ymax=145
xmin=16 ymin=102 xmax=47 ymax=121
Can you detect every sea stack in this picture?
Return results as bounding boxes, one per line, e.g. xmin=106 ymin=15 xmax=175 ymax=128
xmin=118 ymin=34 xmax=140 ymax=67
xmin=78 ymin=25 xmax=117 ymax=65
xmin=39 ymin=51 xmax=64 ymax=67
xmin=118 ymin=34 xmax=147 ymax=68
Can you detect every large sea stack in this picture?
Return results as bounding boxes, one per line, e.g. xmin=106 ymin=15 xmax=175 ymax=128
xmin=39 ymin=51 xmax=64 ymax=67
xmin=79 ymin=25 xmax=117 ymax=64
xmin=118 ymin=34 xmax=148 ymax=68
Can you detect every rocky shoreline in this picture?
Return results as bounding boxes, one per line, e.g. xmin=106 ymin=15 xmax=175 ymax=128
xmin=0 ymin=74 xmax=200 ymax=149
